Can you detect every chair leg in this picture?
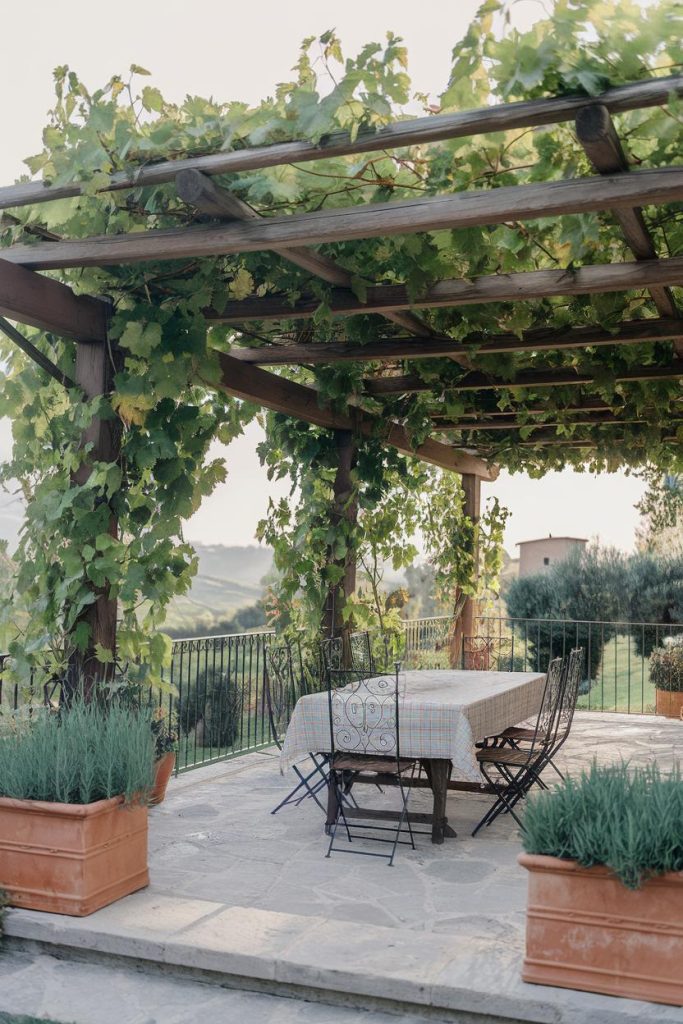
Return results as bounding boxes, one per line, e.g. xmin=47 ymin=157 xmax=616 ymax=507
xmin=272 ymin=759 xmax=328 ymax=815
xmin=326 ymin=772 xmax=352 ymax=857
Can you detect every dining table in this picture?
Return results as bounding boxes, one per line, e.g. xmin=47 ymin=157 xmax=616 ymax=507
xmin=279 ymin=668 xmax=546 ymax=844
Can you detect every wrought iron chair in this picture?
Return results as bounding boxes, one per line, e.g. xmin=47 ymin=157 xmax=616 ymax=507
xmin=321 ymin=631 xmax=375 ymax=682
xmin=265 ymin=643 xmax=329 ymax=815
xmin=462 ymin=636 xmax=516 ymax=672
xmin=494 ymin=647 xmax=584 ymax=781
xmin=471 ymin=655 xmax=567 ymax=835
xmin=325 ymin=664 xmax=421 ymax=866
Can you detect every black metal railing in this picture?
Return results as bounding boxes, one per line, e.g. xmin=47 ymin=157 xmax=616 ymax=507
xmin=168 ymin=631 xmax=274 ymax=771
xmin=2 ymin=615 xmax=682 ymax=772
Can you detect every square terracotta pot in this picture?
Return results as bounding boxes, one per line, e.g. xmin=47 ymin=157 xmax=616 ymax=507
xmin=519 ymin=853 xmax=683 ymax=1006
xmin=0 ymin=794 xmax=149 ymax=916
xmin=655 ymin=688 xmax=683 ymax=719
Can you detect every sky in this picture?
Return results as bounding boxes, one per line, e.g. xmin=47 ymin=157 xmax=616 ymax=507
xmin=0 ymin=0 xmax=648 ymax=556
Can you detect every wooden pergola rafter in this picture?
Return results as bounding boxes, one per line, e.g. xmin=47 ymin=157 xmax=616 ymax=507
xmin=1 ymin=72 xmax=683 ymax=664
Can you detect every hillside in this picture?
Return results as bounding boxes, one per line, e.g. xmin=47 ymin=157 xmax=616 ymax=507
xmin=164 ymin=543 xmax=273 ymax=631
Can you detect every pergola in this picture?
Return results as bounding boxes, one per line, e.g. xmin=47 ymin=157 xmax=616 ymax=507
xmin=0 ymin=71 xmax=682 ymax=677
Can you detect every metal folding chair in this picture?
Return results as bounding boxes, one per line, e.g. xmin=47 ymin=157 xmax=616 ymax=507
xmin=325 ymin=664 xmax=421 ymax=866
xmin=495 ymin=647 xmax=584 ymax=781
xmin=471 ymin=655 xmax=567 ymax=835
xmin=265 ymin=643 xmax=329 ymax=815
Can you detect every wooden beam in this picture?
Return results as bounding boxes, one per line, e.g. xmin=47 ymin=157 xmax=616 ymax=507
xmin=490 ymin=433 xmax=678 ymax=450
xmin=1 ymin=74 xmax=681 ymax=211
xmin=432 ymin=397 xmax=627 ymax=419
xmin=228 ymin=317 xmax=683 ymax=364
xmin=0 ymin=258 xmax=107 ymax=341
xmin=451 ymin=473 xmax=481 ymax=668
xmin=5 ymin=167 xmax=683 ymax=270
xmin=0 ymin=317 xmax=76 ymax=389
xmin=68 ymin=327 xmax=121 ymax=698
xmin=575 ymin=104 xmax=680 ymax=328
xmin=322 ymin=429 xmax=358 ymax=639
xmin=436 ymin=411 xmax=681 ymax=432
xmin=176 ymin=169 xmax=436 ymax=344
xmin=214 ymin=352 xmax=497 ymax=479
xmin=209 ymin=256 xmax=683 ymax=324
xmin=364 ymin=361 xmax=683 ymax=395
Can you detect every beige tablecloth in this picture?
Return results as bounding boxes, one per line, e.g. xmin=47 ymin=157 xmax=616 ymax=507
xmin=280 ymin=669 xmax=545 ymax=783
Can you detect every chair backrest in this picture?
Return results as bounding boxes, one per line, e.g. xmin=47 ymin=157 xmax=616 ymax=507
xmin=264 ymin=644 xmax=298 ymax=749
xmin=525 ymin=656 xmax=565 ymax=754
xmin=463 ymin=636 xmax=515 ymax=672
xmin=350 ymin=631 xmax=375 ymax=675
xmin=552 ymin=647 xmax=584 ymax=748
xmin=320 ymin=631 xmax=377 ymax=688
xmin=327 ymin=666 xmax=401 ymax=760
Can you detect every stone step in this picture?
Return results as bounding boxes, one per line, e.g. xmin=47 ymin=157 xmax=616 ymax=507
xmin=4 ymin=892 xmax=679 ymax=1024
xmin=0 ymin=949 xmax=436 ymax=1024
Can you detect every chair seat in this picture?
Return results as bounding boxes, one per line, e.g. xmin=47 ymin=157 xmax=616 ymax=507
xmin=332 ymin=752 xmax=417 ymax=774
xmin=476 ymin=746 xmax=537 ymax=767
xmin=475 ymin=725 xmax=535 ymax=748
xmin=501 ymin=726 xmax=535 ymax=740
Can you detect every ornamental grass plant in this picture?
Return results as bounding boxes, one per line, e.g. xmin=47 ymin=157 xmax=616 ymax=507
xmin=0 ymin=701 xmax=155 ymax=805
xmin=522 ymin=761 xmax=683 ymax=889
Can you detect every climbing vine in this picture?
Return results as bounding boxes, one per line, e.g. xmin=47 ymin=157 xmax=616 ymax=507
xmin=0 ymin=1 xmax=682 ymax=680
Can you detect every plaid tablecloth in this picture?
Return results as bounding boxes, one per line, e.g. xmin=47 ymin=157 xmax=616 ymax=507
xmin=279 ymin=669 xmax=546 ymax=783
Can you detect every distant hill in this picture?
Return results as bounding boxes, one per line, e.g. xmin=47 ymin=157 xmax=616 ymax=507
xmin=165 ymin=543 xmax=273 ymax=631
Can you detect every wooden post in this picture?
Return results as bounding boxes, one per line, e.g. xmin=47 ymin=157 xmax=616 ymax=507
xmin=450 ymin=473 xmax=482 ymax=668
xmin=68 ymin=326 xmax=120 ymax=699
xmin=322 ymin=430 xmax=358 ymax=640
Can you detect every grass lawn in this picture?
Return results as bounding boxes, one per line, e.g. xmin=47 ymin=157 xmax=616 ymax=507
xmin=578 ymin=634 xmax=656 ymax=714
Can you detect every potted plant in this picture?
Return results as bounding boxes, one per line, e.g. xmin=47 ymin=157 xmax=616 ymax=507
xmin=649 ymin=639 xmax=683 ymax=718
xmin=519 ymin=761 xmax=683 ymax=1006
xmin=149 ymin=705 xmax=178 ymax=806
xmin=0 ymin=701 xmax=155 ymax=916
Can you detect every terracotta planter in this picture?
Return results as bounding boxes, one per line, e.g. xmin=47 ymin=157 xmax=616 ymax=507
xmin=149 ymin=751 xmax=176 ymax=806
xmin=655 ymin=688 xmax=683 ymax=719
xmin=520 ymin=853 xmax=683 ymax=1006
xmin=0 ymin=795 xmax=148 ymax=916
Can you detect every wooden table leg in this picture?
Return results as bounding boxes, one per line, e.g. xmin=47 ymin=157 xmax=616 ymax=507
xmin=426 ymin=758 xmax=452 ymax=844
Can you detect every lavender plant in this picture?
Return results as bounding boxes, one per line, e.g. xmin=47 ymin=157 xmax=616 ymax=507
xmin=522 ymin=761 xmax=683 ymax=889
xmin=0 ymin=701 xmax=155 ymax=804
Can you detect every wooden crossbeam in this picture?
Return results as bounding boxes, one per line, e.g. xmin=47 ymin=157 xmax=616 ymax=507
xmin=1 ymin=74 xmax=681 ymax=211
xmin=0 ymin=258 xmax=107 ymax=341
xmin=435 ymin=411 xmax=669 ymax=432
xmin=227 ymin=317 xmax=683 ymax=364
xmin=175 ymin=169 xmax=438 ymax=346
xmin=4 ymin=168 xmax=683 ymax=271
xmin=432 ymin=396 xmax=647 ymax=419
xmin=214 ymin=353 xmax=497 ymax=479
xmin=576 ymin=104 xmax=680 ymax=329
xmin=493 ymin=420 xmax=683 ymax=441
xmin=364 ymin=361 xmax=683 ymax=395
xmin=209 ymin=256 xmax=683 ymax=324
xmin=490 ymin=433 xmax=678 ymax=450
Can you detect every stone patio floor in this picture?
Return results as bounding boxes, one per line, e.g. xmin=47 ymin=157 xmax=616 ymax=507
xmin=3 ymin=711 xmax=683 ymax=1024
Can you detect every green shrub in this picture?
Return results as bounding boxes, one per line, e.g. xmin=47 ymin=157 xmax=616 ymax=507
xmin=0 ymin=702 xmax=155 ymax=805
xmin=177 ymin=668 xmax=243 ymax=749
xmin=522 ymin=761 xmax=683 ymax=889
xmin=649 ymin=642 xmax=683 ymax=692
